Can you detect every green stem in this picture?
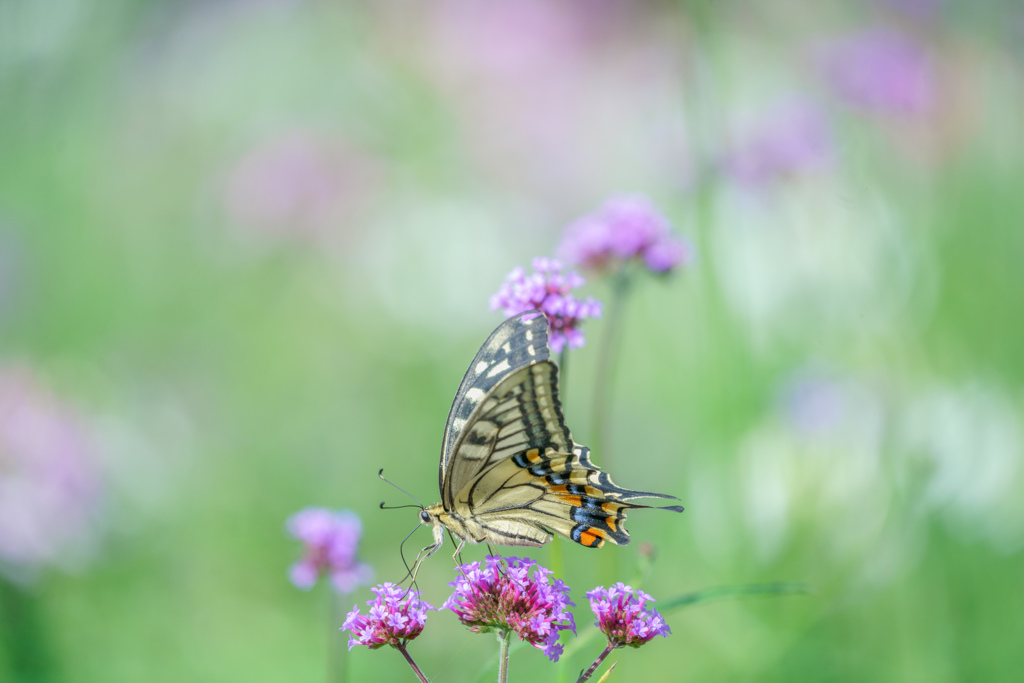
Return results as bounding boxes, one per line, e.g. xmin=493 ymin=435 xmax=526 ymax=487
xmin=396 ymin=643 xmax=430 ymax=683
xmin=589 ymin=272 xmax=633 ymax=466
xmin=548 ymin=536 xmax=564 ymax=586
xmin=497 ymin=630 xmax=511 ymax=683
xmin=576 ymin=644 xmax=616 ymax=682
xmin=558 ymin=348 xmax=569 ymax=404
xmin=330 ymin=593 xmax=351 ymax=683
xmin=0 ymin=577 xmax=53 ymax=682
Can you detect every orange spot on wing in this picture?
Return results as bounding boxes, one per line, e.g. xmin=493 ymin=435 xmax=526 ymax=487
xmin=578 ymin=529 xmax=604 ymax=548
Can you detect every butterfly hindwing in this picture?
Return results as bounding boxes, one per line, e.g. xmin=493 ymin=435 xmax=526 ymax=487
xmin=453 ymin=444 xmax=683 ymax=549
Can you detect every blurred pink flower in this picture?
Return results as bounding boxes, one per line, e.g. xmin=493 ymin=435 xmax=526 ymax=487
xmin=558 ymin=195 xmax=692 ymax=275
xmin=723 ymin=99 xmax=833 ymax=187
xmin=223 ymin=131 xmax=379 ymax=241
xmin=821 ymin=29 xmax=935 ymax=116
xmin=0 ymin=367 xmax=103 ymax=579
xmin=287 ymin=508 xmax=372 ymax=593
xmin=417 ymin=1 xmax=630 ymax=203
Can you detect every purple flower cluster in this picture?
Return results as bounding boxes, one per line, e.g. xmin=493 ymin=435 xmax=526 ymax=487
xmin=821 ymin=29 xmax=935 ymax=116
xmin=723 ymin=99 xmax=833 ymax=187
xmin=558 ymin=195 xmax=691 ymax=274
xmin=443 ymin=555 xmax=576 ymax=662
xmin=287 ymin=508 xmax=372 ymax=593
xmin=489 ymin=257 xmax=601 ymax=353
xmin=586 ymin=583 xmax=671 ymax=649
xmin=342 ymin=582 xmax=434 ymax=650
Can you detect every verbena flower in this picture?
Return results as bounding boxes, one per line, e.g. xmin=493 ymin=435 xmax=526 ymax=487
xmin=0 ymin=366 xmax=103 ymax=581
xmin=287 ymin=508 xmax=372 ymax=593
xmin=342 ymin=582 xmax=434 ymax=650
xmin=586 ymin=583 xmax=671 ymax=649
xmin=489 ymin=257 xmax=601 ymax=353
xmin=443 ymin=555 xmax=576 ymax=662
xmin=558 ymin=195 xmax=692 ymax=275
xmin=821 ymin=29 xmax=935 ymax=116
xmin=723 ymin=99 xmax=833 ymax=187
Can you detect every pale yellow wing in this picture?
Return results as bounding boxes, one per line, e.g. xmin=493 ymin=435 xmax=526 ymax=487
xmin=454 ymin=444 xmax=684 ymax=549
xmin=442 ymin=360 xmax=572 ymax=509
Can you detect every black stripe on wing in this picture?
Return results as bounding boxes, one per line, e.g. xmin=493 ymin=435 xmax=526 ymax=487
xmin=513 ymin=445 xmax=683 ymax=503
xmin=440 ymin=312 xmax=551 ymax=488
xmin=445 ymin=362 xmax=574 ymax=509
xmin=512 ymin=445 xmax=683 ymax=548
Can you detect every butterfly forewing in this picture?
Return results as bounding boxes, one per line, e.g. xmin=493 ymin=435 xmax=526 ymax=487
xmin=443 ymin=361 xmax=573 ymax=508
xmin=440 ymin=312 xmax=552 ymax=493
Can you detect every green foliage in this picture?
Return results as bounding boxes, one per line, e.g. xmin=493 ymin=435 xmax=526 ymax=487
xmin=2 ymin=1 xmax=1023 ymax=681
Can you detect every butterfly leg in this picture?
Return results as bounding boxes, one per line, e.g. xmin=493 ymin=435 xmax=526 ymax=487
xmin=485 ymin=542 xmax=511 ymax=579
xmin=450 ymin=537 xmax=466 ymax=567
xmin=405 ymin=541 xmax=440 ymax=588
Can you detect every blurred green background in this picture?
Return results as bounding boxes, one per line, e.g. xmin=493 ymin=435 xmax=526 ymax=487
xmin=2 ymin=1 xmax=1024 ymax=681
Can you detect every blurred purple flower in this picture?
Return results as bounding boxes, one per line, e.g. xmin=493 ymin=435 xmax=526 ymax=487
xmin=723 ymin=99 xmax=833 ymax=187
xmin=342 ymin=582 xmax=434 ymax=650
xmin=224 ymin=130 xmax=379 ymax=241
xmin=781 ymin=372 xmax=847 ymax=435
xmin=0 ymin=366 xmax=103 ymax=579
xmin=558 ymin=195 xmax=692 ymax=275
xmin=287 ymin=508 xmax=372 ymax=593
xmin=821 ymin=29 xmax=935 ymax=116
xmin=586 ymin=582 xmax=671 ymax=649
xmin=489 ymin=257 xmax=601 ymax=353
xmin=443 ymin=555 xmax=575 ymax=662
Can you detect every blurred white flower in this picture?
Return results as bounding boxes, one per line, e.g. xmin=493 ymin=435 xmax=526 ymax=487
xmin=898 ymin=382 xmax=1024 ymax=551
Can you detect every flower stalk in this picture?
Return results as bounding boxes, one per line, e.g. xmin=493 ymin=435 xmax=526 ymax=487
xmin=497 ymin=630 xmax=511 ymax=683
xmin=576 ymin=643 xmax=615 ymax=682
xmin=396 ymin=643 xmax=430 ymax=683
xmin=589 ymin=270 xmax=634 ymax=468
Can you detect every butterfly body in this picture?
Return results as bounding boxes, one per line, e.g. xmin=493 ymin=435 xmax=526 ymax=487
xmin=412 ymin=311 xmax=682 ymax=575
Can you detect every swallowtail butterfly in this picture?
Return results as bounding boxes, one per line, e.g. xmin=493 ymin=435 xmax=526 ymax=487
xmin=412 ymin=311 xmax=683 ymax=574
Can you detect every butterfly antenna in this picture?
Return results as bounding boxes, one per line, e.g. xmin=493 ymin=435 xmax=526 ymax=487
xmin=378 ymin=468 xmax=425 ymax=508
xmin=379 ymin=502 xmax=421 ymax=511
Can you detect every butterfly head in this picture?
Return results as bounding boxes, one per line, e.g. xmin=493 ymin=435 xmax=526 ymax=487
xmin=418 ymin=503 xmax=444 ymax=527
xmin=418 ymin=503 xmax=450 ymax=551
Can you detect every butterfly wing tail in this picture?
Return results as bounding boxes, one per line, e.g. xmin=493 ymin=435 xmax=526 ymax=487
xmin=573 ymin=446 xmax=684 ymax=503
xmin=508 ymin=445 xmax=684 ymax=548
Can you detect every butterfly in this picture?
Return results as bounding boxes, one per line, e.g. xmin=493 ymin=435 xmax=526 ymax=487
xmin=408 ymin=310 xmax=683 ymax=578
